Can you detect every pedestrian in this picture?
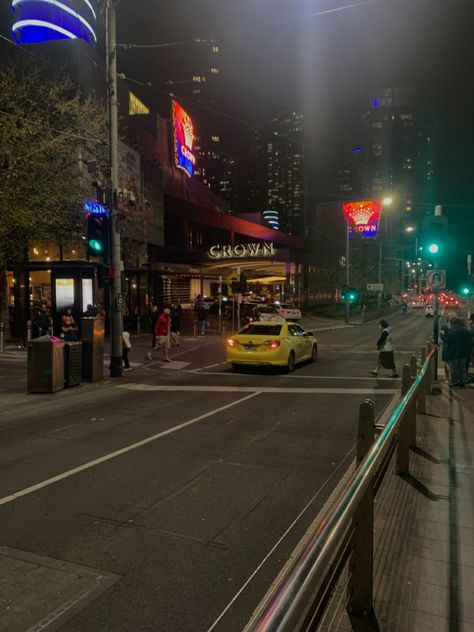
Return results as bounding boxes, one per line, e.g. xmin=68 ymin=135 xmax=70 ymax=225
xmin=446 ymin=317 xmax=471 ymax=388
xmin=122 ymin=327 xmax=133 ymax=371
xmin=198 ymin=301 xmax=208 ymax=335
xmin=371 ymin=320 xmax=399 ymax=378
xmin=440 ymin=317 xmax=452 ymax=382
xmin=83 ymin=304 xmax=97 ymax=317
xmin=33 ymin=304 xmax=52 ymax=337
xmin=60 ymin=307 xmax=78 ymax=341
xmin=148 ymin=304 xmax=159 ymax=350
xmin=170 ymin=301 xmax=182 ymax=346
xmin=147 ymin=307 xmax=172 ymax=362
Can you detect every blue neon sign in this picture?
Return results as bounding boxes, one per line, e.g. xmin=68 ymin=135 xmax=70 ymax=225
xmin=84 ymin=200 xmax=108 ymax=216
xmin=12 ymin=0 xmax=97 ymax=46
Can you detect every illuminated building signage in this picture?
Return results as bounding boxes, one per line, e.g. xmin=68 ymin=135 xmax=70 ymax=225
xmin=11 ymin=0 xmax=97 ymax=46
xmin=343 ymin=200 xmax=381 ymax=239
xmin=172 ymin=100 xmax=196 ymax=178
xmin=263 ymin=210 xmax=279 ymax=230
xmin=208 ymin=242 xmax=275 ymax=259
xmin=84 ymin=200 xmax=108 ymax=216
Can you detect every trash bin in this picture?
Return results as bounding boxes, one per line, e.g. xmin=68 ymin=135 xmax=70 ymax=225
xmin=27 ymin=336 xmax=64 ymax=393
xmin=81 ymin=317 xmax=105 ymax=381
xmin=64 ymin=341 xmax=82 ymax=388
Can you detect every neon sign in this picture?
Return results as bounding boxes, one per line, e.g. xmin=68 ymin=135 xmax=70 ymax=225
xmin=12 ymin=0 xmax=97 ymax=46
xmin=172 ymin=100 xmax=196 ymax=178
xmin=84 ymin=200 xmax=108 ymax=216
xmin=343 ymin=200 xmax=381 ymax=239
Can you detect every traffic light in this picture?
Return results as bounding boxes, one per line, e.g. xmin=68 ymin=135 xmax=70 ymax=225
xmin=341 ymin=287 xmax=359 ymax=303
xmin=422 ymin=213 xmax=447 ymax=258
xmin=461 ymin=284 xmax=473 ymax=297
xmin=87 ymin=213 xmax=109 ymax=257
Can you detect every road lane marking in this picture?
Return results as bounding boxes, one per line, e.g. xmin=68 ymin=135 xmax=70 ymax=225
xmin=0 ymin=393 xmax=260 ymax=508
xmin=117 ymin=385 xmax=397 ymax=395
xmin=161 ymin=361 xmax=190 ymax=370
xmin=204 ymin=363 xmax=221 ymax=369
xmin=189 ymin=371 xmax=400 ymax=382
xmin=206 ymin=442 xmax=357 ymax=632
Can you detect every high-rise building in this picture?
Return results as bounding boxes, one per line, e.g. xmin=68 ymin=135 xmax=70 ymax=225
xmin=360 ymin=87 xmax=436 ymax=216
xmin=266 ymin=111 xmax=305 ymax=237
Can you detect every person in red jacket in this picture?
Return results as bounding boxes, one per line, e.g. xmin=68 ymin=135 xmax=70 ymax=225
xmin=147 ymin=308 xmax=172 ymax=362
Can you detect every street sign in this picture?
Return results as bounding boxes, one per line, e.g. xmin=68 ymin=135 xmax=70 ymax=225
xmin=367 ymin=283 xmax=384 ymax=291
xmin=426 ymin=269 xmax=446 ymax=289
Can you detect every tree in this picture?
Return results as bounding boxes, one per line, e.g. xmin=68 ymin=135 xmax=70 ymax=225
xmin=0 ymin=50 xmax=106 ymax=338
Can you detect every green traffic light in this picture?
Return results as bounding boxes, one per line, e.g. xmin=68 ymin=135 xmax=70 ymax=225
xmin=88 ymin=238 xmax=104 ymax=253
xmin=462 ymin=287 xmax=471 ymax=296
xmin=428 ymin=243 xmax=439 ymax=254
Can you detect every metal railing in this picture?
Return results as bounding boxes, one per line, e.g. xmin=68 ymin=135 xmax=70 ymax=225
xmin=246 ymin=342 xmax=437 ymax=632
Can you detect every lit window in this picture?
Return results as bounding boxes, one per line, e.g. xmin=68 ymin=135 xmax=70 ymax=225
xmin=129 ymin=92 xmax=150 ymax=116
xmin=210 ymin=67 xmax=220 ymax=74
xmin=211 ymin=136 xmax=220 ymax=142
xmin=212 ymin=45 xmax=219 ymax=53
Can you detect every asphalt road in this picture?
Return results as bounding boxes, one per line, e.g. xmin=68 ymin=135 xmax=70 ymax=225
xmin=0 ymin=310 xmax=434 ymax=632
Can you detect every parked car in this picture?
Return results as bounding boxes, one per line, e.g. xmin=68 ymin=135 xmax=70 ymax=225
xmin=271 ymin=302 xmax=302 ymax=321
xmin=226 ymin=321 xmax=317 ymax=371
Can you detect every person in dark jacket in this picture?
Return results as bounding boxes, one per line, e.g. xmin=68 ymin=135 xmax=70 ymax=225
xmin=446 ymin=318 xmax=472 ymax=388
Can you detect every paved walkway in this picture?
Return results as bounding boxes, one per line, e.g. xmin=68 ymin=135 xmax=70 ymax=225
xmin=321 ymin=382 xmax=474 ymax=631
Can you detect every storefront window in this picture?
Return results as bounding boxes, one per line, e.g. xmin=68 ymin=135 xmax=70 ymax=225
xmin=29 ymin=270 xmax=52 ymax=307
xmin=55 ymin=278 xmax=75 ymax=312
xmin=29 ymin=242 xmax=60 ymax=262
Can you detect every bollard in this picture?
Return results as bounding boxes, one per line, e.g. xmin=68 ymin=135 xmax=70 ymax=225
xmin=348 ymin=399 xmax=375 ymax=620
xmin=420 ymin=345 xmax=427 ymax=365
xmin=136 ymin=315 xmax=141 ymax=336
xmin=27 ymin=320 xmax=32 ymax=342
xmin=397 ymin=364 xmax=414 ymax=475
xmin=0 ymin=322 xmax=4 ymax=353
xmin=410 ymin=354 xmax=418 ymax=377
xmin=193 ymin=320 xmax=198 ymax=339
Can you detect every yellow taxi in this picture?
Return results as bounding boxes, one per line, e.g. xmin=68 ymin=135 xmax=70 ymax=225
xmin=226 ymin=321 xmax=318 ymax=371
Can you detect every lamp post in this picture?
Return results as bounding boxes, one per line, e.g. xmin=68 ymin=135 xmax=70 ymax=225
xmin=377 ymin=197 xmax=393 ymax=311
xmin=106 ymin=0 xmax=123 ymax=377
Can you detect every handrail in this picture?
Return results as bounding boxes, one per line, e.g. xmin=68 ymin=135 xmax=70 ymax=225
xmin=247 ymin=348 xmax=436 ymax=632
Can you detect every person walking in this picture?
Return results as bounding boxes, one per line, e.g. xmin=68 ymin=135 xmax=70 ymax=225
xmin=170 ymin=302 xmax=182 ymax=346
xmin=147 ymin=308 xmax=172 ymax=362
xmin=198 ymin=302 xmax=208 ymax=336
xmin=122 ymin=328 xmax=133 ymax=371
xmin=371 ymin=320 xmax=399 ymax=378
xmin=440 ymin=318 xmax=451 ymax=382
xmin=446 ymin=317 xmax=472 ymax=388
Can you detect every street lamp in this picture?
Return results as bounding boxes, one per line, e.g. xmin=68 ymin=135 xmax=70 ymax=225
xmin=405 ymin=226 xmax=415 ymax=233
xmin=377 ymin=196 xmax=394 ymax=310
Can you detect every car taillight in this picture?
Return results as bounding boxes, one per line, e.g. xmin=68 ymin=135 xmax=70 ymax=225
xmin=227 ymin=339 xmax=236 ymax=347
xmin=267 ymin=340 xmax=280 ymax=349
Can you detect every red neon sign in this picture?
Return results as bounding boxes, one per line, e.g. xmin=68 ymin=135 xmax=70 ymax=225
xmin=343 ymin=200 xmax=381 ymax=238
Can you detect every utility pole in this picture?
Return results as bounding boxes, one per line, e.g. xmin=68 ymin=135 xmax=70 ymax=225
xmin=345 ymin=225 xmax=350 ymax=324
xmin=106 ymin=0 xmax=123 ymax=377
xmin=377 ymin=238 xmax=382 ymax=311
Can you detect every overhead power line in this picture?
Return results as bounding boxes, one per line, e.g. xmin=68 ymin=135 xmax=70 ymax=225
xmin=119 ymin=0 xmax=380 ymax=49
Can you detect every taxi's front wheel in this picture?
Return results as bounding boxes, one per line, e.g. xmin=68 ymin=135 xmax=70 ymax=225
xmin=311 ymin=344 xmax=318 ymax=362
xmin=287 ymin=351 xmax=296 ymax=372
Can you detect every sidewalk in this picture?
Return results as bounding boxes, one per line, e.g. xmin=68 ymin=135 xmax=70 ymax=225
xmin=323 ymin=382 xmax=474 ymax=631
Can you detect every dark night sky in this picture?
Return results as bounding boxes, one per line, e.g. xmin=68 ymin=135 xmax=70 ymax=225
xmin=1 ymin=0 xmax=473 ymax=277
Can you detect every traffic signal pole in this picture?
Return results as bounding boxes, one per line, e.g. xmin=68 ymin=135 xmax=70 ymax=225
xmin=106 ymin=1 xmax=123 ymax=378
xmin=345 ymin=225 xmax=350 ymax=324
